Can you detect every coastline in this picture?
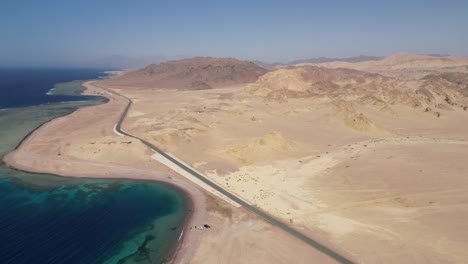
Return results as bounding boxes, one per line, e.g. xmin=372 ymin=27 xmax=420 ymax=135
xmin=3 ymin=80 xmax=205 ymax=263
xmin=12 ymin=98 xmax=108 ymax=152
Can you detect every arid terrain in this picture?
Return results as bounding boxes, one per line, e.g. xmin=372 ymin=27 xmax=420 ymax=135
xmin=101 ymin=57 xmax=268 ymax=90
xmin=5 ymin=74 xmax=338 ymax=263
xmin=6 ymin=54 xmax=468 ymax=263
xmin=95 ymin=54 xmax=468 ymax=263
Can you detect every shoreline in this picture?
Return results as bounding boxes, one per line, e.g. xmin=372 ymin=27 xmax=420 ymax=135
xmin=2 ymin=80 xmax=205 ymax=263
xmin=5 ymin=152 xmax=204 ymax=263
xmin=12 ymin=99 xmax=107 ymax=151
xmin=6 ymin=161 xmax=197 ymax=264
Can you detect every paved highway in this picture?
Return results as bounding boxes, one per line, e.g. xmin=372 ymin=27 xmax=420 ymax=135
xmin=97 ymin=84 xmax=354 ymax=264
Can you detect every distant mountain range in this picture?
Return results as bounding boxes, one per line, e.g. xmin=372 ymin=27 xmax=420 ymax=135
xmin=84 ymin=55 xmax=384 ymax=69
xmin=289 ymin=55 xmax=384 ymax=65
xmin=92 ymin=53 xmax=454 ymax=70
xmin=254 ymin=55 xmax=384 ymax=68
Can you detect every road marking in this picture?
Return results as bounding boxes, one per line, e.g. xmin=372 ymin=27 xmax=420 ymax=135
xmin=151 ymin=151 xmax=241 ymax=207
xmin=113 ymin=124 xmax=125 ymax=137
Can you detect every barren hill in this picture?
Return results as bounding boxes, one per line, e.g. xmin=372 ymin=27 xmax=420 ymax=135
xmin=245 ymin=66 xmax=400 ymax=102
xmin=100 ymin=57 xmax=268 ymax=90
xmin=245 ymin=66 xmax=468 ymax=118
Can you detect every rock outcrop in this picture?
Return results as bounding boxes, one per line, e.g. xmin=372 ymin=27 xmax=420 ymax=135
xmin=101 ymin=57 xmax=268 ymax=90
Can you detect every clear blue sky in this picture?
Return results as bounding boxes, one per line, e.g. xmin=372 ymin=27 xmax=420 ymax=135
xmin=1 ymin=0 xmax=467 ymax=67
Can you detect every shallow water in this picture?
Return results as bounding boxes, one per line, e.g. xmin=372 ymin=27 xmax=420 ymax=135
xmin=0 ymin=70 xmax=187 ymax=263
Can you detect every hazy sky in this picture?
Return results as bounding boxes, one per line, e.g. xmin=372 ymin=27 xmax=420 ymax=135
xmin=1 ymin=0 xmax=467 ymax=67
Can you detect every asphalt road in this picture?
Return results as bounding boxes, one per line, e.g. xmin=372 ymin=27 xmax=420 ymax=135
xmin=98 ymin=84 xmax=354 ymax=264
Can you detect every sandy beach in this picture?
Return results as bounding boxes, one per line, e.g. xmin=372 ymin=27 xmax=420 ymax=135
xmin=4 ymin=81 xmax=340 ymax=263
xmin=3 ymin=81 xmax=206 ymax=263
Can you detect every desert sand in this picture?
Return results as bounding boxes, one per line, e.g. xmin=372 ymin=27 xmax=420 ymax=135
xmin=89 ymin=54 xmax=468 ymax=263
xmin=5 ymin=54 xmax=468 ymax=263
xmin=4 ymin=81 xmax=339 ymax=263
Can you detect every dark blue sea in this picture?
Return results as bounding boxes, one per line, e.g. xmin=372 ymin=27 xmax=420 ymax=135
xmin=0 ymin=68 xmax=106 ymax=108
xmin=0 ymin=68 xmax=187 ymax=264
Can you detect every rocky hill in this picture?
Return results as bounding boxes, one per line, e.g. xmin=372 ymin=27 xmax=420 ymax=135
xmin=245 ymin=66 xmax=468 ymax=112
xmin=100 ymin=57 xmax=268 ymax=90
xmin=245 ymin=66 xmax=398 ymax=101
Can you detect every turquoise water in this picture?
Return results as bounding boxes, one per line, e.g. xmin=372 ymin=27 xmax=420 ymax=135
xmin=0 ymin=175 xmax=187 ymax=264
xmin=0 ymin=70 xmax=188 ymax=263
